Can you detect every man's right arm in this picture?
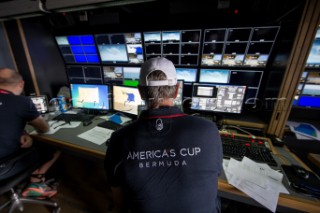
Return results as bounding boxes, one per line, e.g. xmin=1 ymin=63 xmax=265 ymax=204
xmin=28 ymin=116 xmax=49 ymax=133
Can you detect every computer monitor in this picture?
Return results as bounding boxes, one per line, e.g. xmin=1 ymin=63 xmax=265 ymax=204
xmin=29 ymin=95 xmax=48 ymax=114
xmin=103 ymin=66 xmax=124 ymax=84
xmin=55 ymin=35 xmax=100 ymax=64
xmin=70 ymin=84 xmax=110 ymax=110
xmin=176 ymin=68 xmax=197 ymax=83
xmin=306 ymin=28 xmax=320 ymax=68
xmin=191 ymin=83 xmax=246 ymax=114
xmin=112 ymin=85 xmax=143 ymax=116
xmin=199 ymin=69 xmax=230 ymax=84
xmin=293 ymin=70 xmax=320 ymax=109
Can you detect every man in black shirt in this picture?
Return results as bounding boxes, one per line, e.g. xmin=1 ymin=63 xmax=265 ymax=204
xmin=0 ymin=67 xmax=60 ymax=198
xmin=105 ymin=57 xmax=223 ymax=213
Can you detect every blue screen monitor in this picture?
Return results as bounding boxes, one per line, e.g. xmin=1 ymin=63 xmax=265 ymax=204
xmin=112 ymin=85 xmax=143 ymax=116
xmin=70 ymin=84 xmax=110 ymax=110
xmin=297 ymin=96 xmax=320 ymax=108
xmin=199 ymin=69 xmax=230 ymax=83
xmin=55 ymin=35 xmax=100 ymax=64
xmin=176 ymin=68 xmax=197 ymax=82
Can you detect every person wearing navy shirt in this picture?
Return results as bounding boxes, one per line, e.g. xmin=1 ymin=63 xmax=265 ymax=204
xmin=105 ymin=57 xmax=223 ymax=213
xmin=0 ymin=67 xmax=60 ymax=198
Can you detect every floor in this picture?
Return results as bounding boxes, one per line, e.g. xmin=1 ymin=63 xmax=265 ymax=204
xmin=0 ymin=153 xmax=114 ymax=213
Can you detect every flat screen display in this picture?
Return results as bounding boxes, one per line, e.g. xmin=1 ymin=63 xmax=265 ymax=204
xmin=70 ymin=84 xmax=110 ymax=110
xmin=112 ymin=85 xmax=143 ymax=115
xmin=55 ymin=35 xmax=100 ymax=64
xmin=176 ymin=68 xmax=197 ymax=82
xmin=199 ymin=69 xmax=230 ymax=83
xmin=191 ymin=83 xmax=246 ymax=114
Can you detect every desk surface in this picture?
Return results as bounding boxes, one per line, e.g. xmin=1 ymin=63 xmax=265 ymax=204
xmin=29 ymin=114 xmax=320 ymax=213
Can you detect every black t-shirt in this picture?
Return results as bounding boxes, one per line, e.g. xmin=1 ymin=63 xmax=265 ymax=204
xmin=0 ymin=89 xmax=40 ymax=158
xmin=105 ymin=107 xmax=223 ymax=213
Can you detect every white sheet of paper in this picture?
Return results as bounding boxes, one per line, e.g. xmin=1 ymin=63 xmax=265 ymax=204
xmin=77 ymin=126 xmax=114 ymax=145
xmin=225 ymin=157 xmax=285 ymax=212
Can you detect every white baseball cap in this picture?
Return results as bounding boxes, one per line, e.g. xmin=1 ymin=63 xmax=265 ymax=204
xmin=139 ymin=57 xmax=177 ymax=86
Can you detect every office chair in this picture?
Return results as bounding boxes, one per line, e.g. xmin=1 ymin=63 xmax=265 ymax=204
xmin=0 ymin=148 xmax=60 ymax=213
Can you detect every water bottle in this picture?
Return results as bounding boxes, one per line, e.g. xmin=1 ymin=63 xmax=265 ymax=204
xmin=58 ymin=95 xmax=68 ymax=113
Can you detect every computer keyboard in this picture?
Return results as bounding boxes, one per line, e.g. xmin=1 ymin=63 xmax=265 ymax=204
xmin=220 ymin=133 xmax=278 ymax=167
xmin=97 ymin=120 xmax=123 ymax=131
xmin=52 ymin=113 xmax=95 ymax=122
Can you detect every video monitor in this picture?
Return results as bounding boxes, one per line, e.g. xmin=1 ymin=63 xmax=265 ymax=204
xmin=302 ymin=84 xmax=320 ymax=96
xmin=123 ymin=67 xmax=140 ymax=80
xmin=112 ymin=85 xmax=143 ymax=116
xmin=204 ymin=29 xmax=226 ymax=42
xmin=181 ymin=30 xmax=201 ymax=42
xmin=306 ymin=71 xmax=320 ymax=84
xmin=162 ymin=31 xmax=180 ymax=43
xmin=144 ymin=32 xmax=161 ymax=43
xmin=306 ymin=39 xmax=320 ymax=68
xmin=162 ymin=44 xmax=180 ymax=54
xmin=199 ymin=69 xmax=230 ymax=83
xmin=103 ymin=66 xmax=123 ymax=84
xmin=297 ymin=96 xmax=320 ymax=108
xmin=229 ymin=70 xmax=263 ymax=88
xmin=244 ymin=42 xmax=273 ymax=67
xmin=29 ymin=96 xmax=48 ymax=114
xmin=126 ymin=44 xmax=144 ymax=63
xmin=181 ymin=43 xmax=199 ymax=54
xmin=251 ymin=27 xmax=279 ymax=42
xmin=176 ymin=68 xmax=197 ymax=83
xmin=229 ymin=70 xmax=263 ymax=104
xmin=145 ymin=44 xmax=162 ymax=54
xmin=124 ymin=33 xmax=142 ymax=44
xmin=96 ymin=32 xmax=144 ymax=64
xmin=226 ymin=28 xmax=252 ymax=42
xmin=83 ymin=66 xmax=103 ymax=78
xmin=293 ymin=70 xmax=320 ymax=109
xmin=67 ymin=66 xmax=84 ymax=78
xmin=201 ymin=54 xmax=223 ymax=66
xmin=222 ymin=43 xmax=247 ymax=66
xmin=70 ymin=84 xmax=110 ymax=110
xmin=191 ymin=83 xmax=246 ymax=114
xmin=203 ymin=43 xmax=224 ymax=54
xmin=123 ymin=79 xmax=139 ymax=87
xmin=164 ymin=55 xmax=180 ymax=65
xmin=55 ymin=35 xmax=100 ymax=64
xmin=98 ymin=44 xmax=129 ymax=63
xmin=180 ymin=55 xmax=198 ymax=65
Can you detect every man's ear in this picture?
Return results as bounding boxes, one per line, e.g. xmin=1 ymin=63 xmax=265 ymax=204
xmin=173 ymin=83 xmax=180 ymax=99
xmin=138 ymin=85 xmax=145 ymax=100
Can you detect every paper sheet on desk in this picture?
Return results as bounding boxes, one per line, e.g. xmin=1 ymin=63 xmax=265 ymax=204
xmin=223 ymin=157 xmax=288 ymax=213
xmin=29 ymin=121 xmax=81 ymax=135
xmin=77 ymin=126 xmax=114 ymax=145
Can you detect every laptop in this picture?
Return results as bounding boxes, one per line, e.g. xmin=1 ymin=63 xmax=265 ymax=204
xmin=29 ymin=95 xmax=49 ymax=114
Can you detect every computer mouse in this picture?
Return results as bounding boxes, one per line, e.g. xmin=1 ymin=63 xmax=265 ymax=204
xmin=292 ymin=165 xmax=310 ymax=179
xmin=82 ymin=120 xmax=92 ymax=127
